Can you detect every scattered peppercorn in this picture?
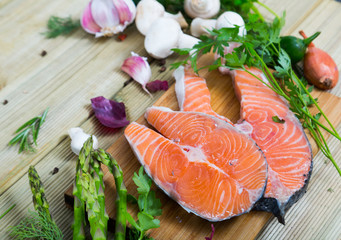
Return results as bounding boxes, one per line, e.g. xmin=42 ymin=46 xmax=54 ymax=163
xmin=51 ymin=167 xmax=59 ymax=175
xmin=159 ymin=66 xmax=166 ymax=73
xmin=40 ymin=50 xmax=47 ymax=57
xmin=118 ymin=34 xmax=127 ymax=41
xmin=3 ymin=100 xmax=8 ymax=105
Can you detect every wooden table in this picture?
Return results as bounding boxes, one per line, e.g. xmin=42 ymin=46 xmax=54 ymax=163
xmin=1 ymin=0 xmax=341 ymax=239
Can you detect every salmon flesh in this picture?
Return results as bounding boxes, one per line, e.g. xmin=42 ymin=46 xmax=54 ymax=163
xmin=174 ymin=66 xmax=313 ymax=223
xmin=124 ymin=107 xmax=267 ymax=221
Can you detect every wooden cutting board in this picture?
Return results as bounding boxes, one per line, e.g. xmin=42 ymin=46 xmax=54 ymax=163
xmin=65 ymin=54 xmax=341 ymax=239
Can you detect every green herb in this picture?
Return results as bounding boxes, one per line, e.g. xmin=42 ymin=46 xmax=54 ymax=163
xmin=9 ymin=108 xmax=49 ymax=153
xmin=9 ymin=166 xmax=62 ymax=239
xmin=0 ymin=204 xmax=16 ymax=220
xmin=9 ymin=210 xmax=63 ymax=240
xmin=272 ymin=116 xmax=285 ymax=124
xmin=172 ymin=12 xmax=341 ymax=175
xmin=327 ymin=188 xmax=334 ymax=193
xmin=44 ymin=16 xmax=80 ymax=39
xmin=125 ymin=167 xmax=162 ymax=240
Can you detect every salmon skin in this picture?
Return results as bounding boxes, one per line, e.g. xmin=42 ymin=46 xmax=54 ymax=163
xmin=174 ymin=66 xmax=313 ymax=224
xmin=124 ymin=107 xmax=267 ymax=221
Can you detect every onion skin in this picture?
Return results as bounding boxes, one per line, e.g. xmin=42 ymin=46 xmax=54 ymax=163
xmin=303 ymin=47 xmax=339 ymax=90
xmin=300 ymin=30 xmax=339 ymax=90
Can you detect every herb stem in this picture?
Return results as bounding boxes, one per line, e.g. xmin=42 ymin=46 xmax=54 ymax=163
xmin=292 ymin=71 xmax=340 ymax=138
xmin=0 ymin=204 xmax=16 ymax=220
xmin=256 ymin=1 xmax=280 ymax=19
xmin=250 ymin=5 xmax=265 ymax=22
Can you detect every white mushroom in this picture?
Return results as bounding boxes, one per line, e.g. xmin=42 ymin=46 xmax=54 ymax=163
xmin=144 ymin=17 xmax=199 ymax=59
xmin=216 ymin=11 xmax=246 ymax=37
xmin=184 ymin=0 xmax=220 ymax=19
xmin=135 ymin=0 xmax=188 ymax=36
xmin=190 ymin=17 xmax=217 ymax=37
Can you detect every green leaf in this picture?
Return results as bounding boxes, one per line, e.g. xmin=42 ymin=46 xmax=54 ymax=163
xmin=144 ymin=191 xmax=162 ymax=217
xmin=171 ymin=48 xmax=192 ymax=55
xmin=272 ymin=116 xmax=285 ymax=124
xmin=125 ymin=212 xmax=141 ymax=231
xmin=127 ymin=194 xmax=138 ymax=204
xmin=44 ymin=16 xmax=80 ymax=39
xmin=133 ymin=167 xmax=151 ymax=196
xmin=15 ymin=117 xmax=39 ymax=133
xmin=137 ymin=212 xmax=160 ymax=231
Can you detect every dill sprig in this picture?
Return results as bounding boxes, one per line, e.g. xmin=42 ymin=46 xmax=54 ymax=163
xmin=8 ymin=210 xmax=63 ymax=240
xmin=9 ymin=108 xmax=49 ymax=153
xmin=172 ymin=13 xmax=341 ymax=175
xmin=44 ymin=16 xmax=80 ymax=39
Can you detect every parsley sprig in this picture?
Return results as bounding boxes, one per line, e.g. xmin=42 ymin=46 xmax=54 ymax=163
xmin=9 ymin=108 xmax=49 ymax=153
xmin=126 ymin=167 xmax=162 ymax=240
xmin=172 ymin=13 xmax=341 ymax=175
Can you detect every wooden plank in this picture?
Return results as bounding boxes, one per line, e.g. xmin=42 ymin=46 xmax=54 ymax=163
xmin=64 ymin=52 xmax=341 ymax=239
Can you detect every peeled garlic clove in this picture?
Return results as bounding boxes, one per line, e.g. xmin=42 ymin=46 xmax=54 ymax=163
xmin=184 ymin=0 xmax=220 ymax=19
xmin=81 ymin=1 xmax=102 ymax=34
xmin=121 ymin=52 xmax=152 ymax=96
xmin=68 ymin=127 xmax=98 ymax=155
xmin=113 ymin=0 xmax=136 ymax=26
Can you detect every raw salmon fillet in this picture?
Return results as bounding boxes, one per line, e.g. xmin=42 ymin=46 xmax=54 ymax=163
xmin=174 ymin=66 xmax=313 ymax=223
xmin=124 ymin=107 xmax=267 ymax=221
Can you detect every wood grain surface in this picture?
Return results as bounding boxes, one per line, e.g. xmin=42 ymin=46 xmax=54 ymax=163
xmin=1 ymin=0 xmax=341 ymax=239
xmin=64 ymin=53 xmax=341 ymax=239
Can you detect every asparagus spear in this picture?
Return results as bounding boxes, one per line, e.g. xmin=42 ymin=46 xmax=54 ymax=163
xmin=28 ymin=166 xmax=51 ymax=220
xmin=72 ymin=137 xmax=92 ymax=240
xmin=73 ymin=137 xmax=109 ymax=240
xmin=9 ymin=166 xmax=63 ymax=239
xmin=94 ymin=148 xmax=127 ymax=240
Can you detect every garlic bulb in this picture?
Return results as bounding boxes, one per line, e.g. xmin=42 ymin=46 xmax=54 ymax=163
xmin=68 ymin=128 xmax=98 ymax=155
xmin=184 ymin=0 xmax=220 ymax=19
xmin=81 ymin=0 xmax=136 ymax=38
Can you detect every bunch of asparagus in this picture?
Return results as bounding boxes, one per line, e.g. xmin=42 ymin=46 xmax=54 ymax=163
xmin=72 ymin=137 xmax=128 ymax=240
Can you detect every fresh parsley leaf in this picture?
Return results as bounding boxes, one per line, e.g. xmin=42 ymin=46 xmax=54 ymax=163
xmin=138 ymin=212 xmax=160 ymax=231
xmin=272 ymin=116 xmax=285 ymax=124
xmin=133 ymin=167 xmax=152 ymax=196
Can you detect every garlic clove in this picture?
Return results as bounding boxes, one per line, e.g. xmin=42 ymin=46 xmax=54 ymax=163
xmin=184 ymin=0 xmax=220 ymax=19
xmin=113 ymin=0 xmax=136 ymax=26
xmin=68 ymin=127 xmax=98 ymax=155
xmin=216 ymin=11 xmax=246 ymax=37
xmin=121 ymin=52 xmax=152 ymax=96
xmin=91 ymin=0 xmax=120 ymax=29
xmin=81 ymin=1 xmax=102 ymax=34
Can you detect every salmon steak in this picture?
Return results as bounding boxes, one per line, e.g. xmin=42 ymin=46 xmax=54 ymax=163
xmin=174 ymin=66 xmax=313 ymax=223
xmin=124 ymin=107 xmax=267 ymax=221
